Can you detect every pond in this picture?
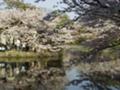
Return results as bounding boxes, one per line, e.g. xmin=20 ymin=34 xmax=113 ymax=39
xmin=65 ymin=65 xmax=120 ymax=90
xmin=0 ymin=58 xmax=119 ymax=90
xmin=0 ymin=61 xmax=39 ymax=78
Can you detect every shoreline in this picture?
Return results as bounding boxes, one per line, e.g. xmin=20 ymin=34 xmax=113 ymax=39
xmin=0 ymin=50 xmax=39 ymax=58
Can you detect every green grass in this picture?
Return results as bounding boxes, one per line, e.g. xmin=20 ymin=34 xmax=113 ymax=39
xmin=0 ymin=50 xmax=61 ymax=62
xmin=0 ymin=50 xmax=39 ymax=58
xmin=64 ymin=45 xmax=93 ymax=53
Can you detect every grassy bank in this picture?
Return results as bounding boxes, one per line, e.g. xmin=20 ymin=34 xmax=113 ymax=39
xmin=0 ymin=50 xmax=39 ymax=58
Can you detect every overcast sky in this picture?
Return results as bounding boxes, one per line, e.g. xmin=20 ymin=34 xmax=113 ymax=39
xmin=24 ymin=0 xmax=76 ymax=19
xmin=24 ymin=0 xmax=66 ymax=11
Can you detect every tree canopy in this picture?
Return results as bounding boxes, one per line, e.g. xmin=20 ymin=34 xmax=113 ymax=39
xmin=1 ymin=0 xmax=120 ymax=61
xmin=35 ymin=0 xmax=120 ymax=61
xmin=3 ymin=0 xmax=35 ymax=10
xmin=36 ymin=0 xmax=120 ymax=22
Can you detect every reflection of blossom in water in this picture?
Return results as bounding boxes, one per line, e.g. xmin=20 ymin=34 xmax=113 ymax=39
xmin=0 ymin=63 xmax=5 ymax=67
xmin=65 ymin=67 xmax=120 ymax=90
xmin=21 ymin=66 xmax=26 ymax=72
xmin=14 ymin=67 xmax=20 ymax=75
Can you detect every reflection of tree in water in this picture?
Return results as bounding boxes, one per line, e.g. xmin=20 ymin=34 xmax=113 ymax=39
xmin=65 ymin=67 xmax=120 ymax=90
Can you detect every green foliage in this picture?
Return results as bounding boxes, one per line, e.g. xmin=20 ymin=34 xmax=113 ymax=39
xmin=52 ymin=10 xmax=61 ymax=16
xmin=4 ymin=0 xmax=34 ymax=10
xmin=56 ymin=14 xmax=73 ymax=29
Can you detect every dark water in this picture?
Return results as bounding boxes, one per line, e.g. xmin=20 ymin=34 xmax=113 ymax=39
xmin=0 ymin=59 xmax=119 ymax=90
xmin=0 ymin=61 xmax=35 ymax=77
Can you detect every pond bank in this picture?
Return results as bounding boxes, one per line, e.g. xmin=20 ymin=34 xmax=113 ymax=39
xmin=0 ymin=50 xmax=39 ymax=58
xmin=0 ymin=50 xmax=61 ymax=59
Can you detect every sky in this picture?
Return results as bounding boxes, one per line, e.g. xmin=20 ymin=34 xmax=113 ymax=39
xmin=24 ymin=0 xmax=66 ymax=11
xmin=0 ymin=0 xmax=63 ymax=10
xmin=24 ymin=0 xmax=76 ymax=19
xmin=0 ymin=0 xmax=6 ymax=9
